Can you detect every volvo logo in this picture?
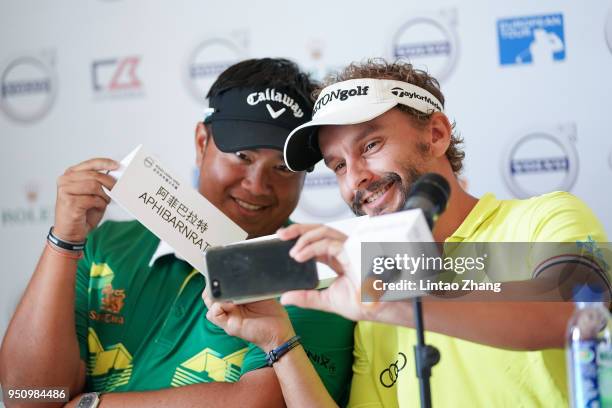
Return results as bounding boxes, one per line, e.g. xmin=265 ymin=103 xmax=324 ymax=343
xmin=0 ymin=53 xmax=57 ymax=123
xmin=502 ymin=124 xmax=579 ymax=198
xmin=379 ymin=352 xmax=407 ymax=388
xmin=185 ymin=36 xmax=246 ymax=103
xmin=391 ymin=10 xmax=459 ymax=82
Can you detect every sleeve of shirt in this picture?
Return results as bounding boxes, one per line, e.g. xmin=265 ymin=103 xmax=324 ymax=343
xmin=528 ymin=192 xmax=608 ymax=243
xmin=75 ymin=240 xmax=93 ymax=362
xmin=239 ymin=342 xmax=267 ymax=375
xmin=527 ymin=192 xmax=611 ymax=292
xmin=348 ymin=323 xmax=384 ymax=408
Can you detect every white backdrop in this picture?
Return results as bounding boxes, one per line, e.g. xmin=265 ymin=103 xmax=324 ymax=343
xmin=1 ymin=0 xmax=612 ymax=344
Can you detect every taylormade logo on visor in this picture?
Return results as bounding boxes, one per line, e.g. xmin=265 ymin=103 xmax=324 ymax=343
xmin=390 ymin=87 xmax=443 ymax=112
xmin=313 ymin=85 xmax=370 ymax=115
xmin=247 ymin=88 xmax=304 ymax=118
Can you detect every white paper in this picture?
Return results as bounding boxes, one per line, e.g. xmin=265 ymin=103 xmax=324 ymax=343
xmin=344 ymin=208 xmax=435 ymax=301
xmin=107 ymin=145 xmax=247 ymax=272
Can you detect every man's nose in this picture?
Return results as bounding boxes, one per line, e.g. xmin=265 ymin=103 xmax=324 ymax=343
xmin=241 ymin=164 xmax=272 ymax=196
xmin=346 ymin=159 xmax=374 ymax=192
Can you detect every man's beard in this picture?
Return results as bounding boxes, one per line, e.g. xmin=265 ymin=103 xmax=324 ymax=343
xmin=350 ymin=166 xmax=423 ymax=216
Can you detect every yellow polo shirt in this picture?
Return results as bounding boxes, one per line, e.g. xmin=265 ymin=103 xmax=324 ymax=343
xmin=348 ymin=191 xmax=610 ymax=407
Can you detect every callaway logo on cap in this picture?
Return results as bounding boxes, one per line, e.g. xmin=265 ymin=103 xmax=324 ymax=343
xmin=283 ymin=78 xmax=444 ymax=171
xmin=204 ymin=87 xmax=312 ymax=153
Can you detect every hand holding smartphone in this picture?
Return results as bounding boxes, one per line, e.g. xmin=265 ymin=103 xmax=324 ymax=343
xmin=203 ymin=238 xmax=318 ymax=303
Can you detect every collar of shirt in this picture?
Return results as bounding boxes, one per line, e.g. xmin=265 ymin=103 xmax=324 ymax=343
xmin=447 ymin=193 xmax=501 ymax=241
xmin=148 ymin=240 xmax=187 ymax=266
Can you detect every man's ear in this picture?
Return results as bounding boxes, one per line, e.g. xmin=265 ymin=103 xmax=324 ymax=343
xmin=195 ymin=122 xmax=210 ymax=167
xmin=428 ymin=112 xmax=452 ymax=159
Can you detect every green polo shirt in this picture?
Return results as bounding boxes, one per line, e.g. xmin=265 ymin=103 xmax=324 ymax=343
xmin=75 ymin=220 xmax=354 ymax=404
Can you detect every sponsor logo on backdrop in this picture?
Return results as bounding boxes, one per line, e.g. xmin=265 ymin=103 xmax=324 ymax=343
xmin=497 ymin=13 xmax=565 ymax=66
xmin=391 ymin=9 xmax=459 ymax=82
xmin=502 ymin=123 xmax=578 ymax=198
xmin=91 ymin=56 xmax=143 ymax=98
xmin=1 ymin=182 xmax=53 ymax=226
xmin=606 ymin=6 xmax=612 ymax=54
xmin=304 ymin=38 xmax=344 ymax=82
xmin=297 ymin=171 xmax=350 ymax=219
xmin=186 ymin=35 xmax=247 ymax=104
xmin=0 ymin=53 xmax=57 ymax=123
xmin=308 ymin=39 xmax=324 ymax=61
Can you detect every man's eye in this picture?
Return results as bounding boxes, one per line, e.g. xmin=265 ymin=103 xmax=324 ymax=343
xmin=276 ymin=164 xmax=291 ymax=173
xmin=235 ymin=152 xmax=250 ymax=162
xmin=334 ymin=162 xmax=346 ymax=173
xmin=365 ymin=141 xmax=378 ymax=152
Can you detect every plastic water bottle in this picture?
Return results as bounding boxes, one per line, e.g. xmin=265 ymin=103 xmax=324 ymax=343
xmin=567 ymin=287 xmax=612 ymax=407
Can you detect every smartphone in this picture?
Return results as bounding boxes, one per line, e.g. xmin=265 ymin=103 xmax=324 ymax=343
xmin=203 ymin=238 xmax=318 ymax=303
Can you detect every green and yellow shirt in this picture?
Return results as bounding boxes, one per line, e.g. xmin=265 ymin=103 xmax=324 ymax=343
xmin=75 ymin=220 xmax=354 ymax=404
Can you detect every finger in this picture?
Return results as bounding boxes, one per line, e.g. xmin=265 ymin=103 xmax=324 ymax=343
xmin=218 ymin=301 xmax=237 ymax=314
xmin=61 ymin=180 xmax=112 ymax=204
xmin=290 ymin=226 xmax=346 ymax=258
xmin=280 ymin=289 xmax=334 ymax=314
xmin=292 ymin=237 xmax=345 ymax=267
xmin=277 ymin=224 xmax=322 ymax=241
xmin=67 ymin=158 xmax=119 ymax=173
xmin=202 ymin=290 xmax=212 ymax=308
xmin=206 ymin=302 xmax=229 ymax=326
xmin=59 ymin=171 xmax=117 ymax=196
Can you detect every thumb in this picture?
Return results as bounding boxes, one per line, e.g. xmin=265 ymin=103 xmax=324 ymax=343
xmin=206 ymin=302 xmax=230 ymax=325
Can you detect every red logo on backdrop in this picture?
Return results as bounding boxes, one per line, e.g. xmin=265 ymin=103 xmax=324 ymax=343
xmin=92 ymin=56 xmax=143 ymax=97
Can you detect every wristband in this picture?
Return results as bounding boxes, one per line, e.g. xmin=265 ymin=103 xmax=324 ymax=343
xmin=47 ymin=226 xmax=86 ymax=252
xmin=266 ymin=335 xmax=301 ymax=367
xmin=46 ymin=241 xmax=83 ymax=260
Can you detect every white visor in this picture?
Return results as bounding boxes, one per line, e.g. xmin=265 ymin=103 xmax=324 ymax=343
xmin=283 ymin=78 xmax=444 ymax=171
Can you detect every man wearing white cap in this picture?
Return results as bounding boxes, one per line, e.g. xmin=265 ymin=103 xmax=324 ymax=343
xmin=205 ymin=59 xmax=610 ymax=407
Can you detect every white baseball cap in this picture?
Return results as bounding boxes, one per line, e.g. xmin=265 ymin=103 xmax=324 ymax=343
xmin=283 ymin=78 xmax=444 ymax=171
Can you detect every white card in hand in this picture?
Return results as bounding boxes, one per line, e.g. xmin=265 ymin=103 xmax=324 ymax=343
xmin=106 ymin=145 xmax=247 ymax=272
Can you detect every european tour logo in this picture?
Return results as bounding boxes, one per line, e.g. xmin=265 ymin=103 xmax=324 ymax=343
xmin=313 ymin=85 xmax=370 ymax=115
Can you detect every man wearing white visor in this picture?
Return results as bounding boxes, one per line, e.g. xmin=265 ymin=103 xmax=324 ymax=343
xmin=284 ymin=76 xmax=444 ymax=175
xmin=205 ymin=59 xmax=610 ymax=407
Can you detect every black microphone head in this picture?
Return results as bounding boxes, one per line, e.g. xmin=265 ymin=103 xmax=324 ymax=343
xmin=408 ymin=173 xmax=451 ymax=216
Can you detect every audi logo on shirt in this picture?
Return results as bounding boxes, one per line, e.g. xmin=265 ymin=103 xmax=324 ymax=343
xmin=379 ymin=352 xmax=407 ymax=388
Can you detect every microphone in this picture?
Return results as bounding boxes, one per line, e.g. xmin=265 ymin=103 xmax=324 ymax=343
xmin=402 ymin=173 xmax=450 ymax=230
xmin=400 ymin=173 xmax=450 ymax=408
